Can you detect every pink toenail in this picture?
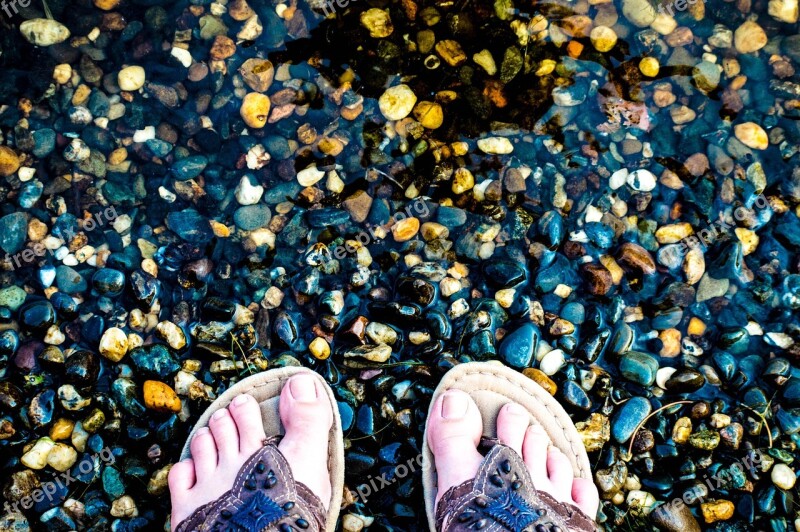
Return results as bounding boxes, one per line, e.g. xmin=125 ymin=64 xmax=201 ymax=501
xmin=212 ymin=409 xmax=228 ymax=419
xmin=504 ymin=403 xmax=527 ymax=416
xmin=197 ymin=427 xmax=210 ymax=435
xmin=233 ymin=395 xmax=249 ymax=406
xmin=442 ymin=392 xmax=469 ymax=419
xmin=289 ymin=376 xmax=317 ymax=402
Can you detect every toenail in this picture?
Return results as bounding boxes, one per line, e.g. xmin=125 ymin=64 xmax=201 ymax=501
xmin=289 ymin=376 xmax=317 ymax=402
xmin=504 ymin=402 xmax=527 ymax=416
xmin=441 ymin=392 xmax=469 ymax=419
xmin=212 ymin=409 xmax=228 ymax=420
xmin=530 ymin=424 xmax=546 ymax=434
xmin=197 ymin=427 xmax=210 ymax=435
xmin=232 ymin=395 xmax=250 ymax=406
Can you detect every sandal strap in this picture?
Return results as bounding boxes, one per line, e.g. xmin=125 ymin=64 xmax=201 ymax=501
xmin=175 ymin=437 xmax=326 ymax=532
xmin=435 ymin=442 xmax=598 ymax=532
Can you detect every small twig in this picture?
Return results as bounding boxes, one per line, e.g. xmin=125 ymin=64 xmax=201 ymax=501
xmin=626 ymin=400 xmax=692 ymax=457
xmin=230 ymin=334 xmax=254 ymax=375
xmin=740 ymin=404 xmax=774 ymax=449
xmin=348 ymin=421 xmax=394 ymax=441
xmin=41 ymin=0 xmax=53 ymax=20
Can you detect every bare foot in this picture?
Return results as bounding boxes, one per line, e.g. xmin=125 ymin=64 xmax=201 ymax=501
xmin=427 ymin=390 xmax=600 ymax=518
xmin=168 ymin=374 xmax=333 ymax=529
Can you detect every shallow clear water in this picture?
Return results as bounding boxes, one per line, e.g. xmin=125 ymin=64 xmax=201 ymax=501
xmin=0 ymin=0 xmax=799 ymax=529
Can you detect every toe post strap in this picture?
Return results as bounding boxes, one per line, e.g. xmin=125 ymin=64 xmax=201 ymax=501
xmin=435 ymin=443 xmax=598 ymax=532
xmin=176 ymin=437 xmax=326 ymax=532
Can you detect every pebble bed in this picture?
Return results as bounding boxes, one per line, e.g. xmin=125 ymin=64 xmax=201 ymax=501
xmin=0 ymin=0 xmax=799 ymax=530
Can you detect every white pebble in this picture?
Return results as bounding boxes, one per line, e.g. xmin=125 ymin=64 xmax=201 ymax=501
xmin=539 ymin=349 xmax=566 ymax=376
xmin=234 ymin=175 xmax=264 ymax=205
xmin=118 ymin=65 xmax=146 ymax=91
xmin=297 ymin=166 xmax=325 ymax=187
xmin=627 ymin=169 xmax=657 ymax=192
xmin=609 ymin=168 xmax=628 ymax=190
xmin=771 ymin=463 xmax=796 ymax=490
xmin=656 ymin=367 xmax=677 ymax=389
xmin=171 ymin=47 xmax=193 ymax=68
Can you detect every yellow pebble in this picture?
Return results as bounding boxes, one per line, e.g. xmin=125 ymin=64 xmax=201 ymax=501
xmin=522 ymin=368 xmax=557 ymax=396
xmin=687 ymin=317 xmax=706 ymax=336
xmin=590 ymin=25 xmax=617 ymax=52
xmin=536 ymin=59 xmax=556 ymax=76
xmin=734 ymin=227 xmax=759 ymax=255
xmin=309 ymin=337 xmax=331 ymax=360
xmin=49 ymin=418 xmax=75 ymax=441
xmin=413 ymin=101 xmax=444 ymax=129
xmin=240 ymin=92 xmax=271 ymax=129
xmin=640 ymin=57 xmax=660 ymax=77
xmin=143 ymin=381 xmax=181 ymax=413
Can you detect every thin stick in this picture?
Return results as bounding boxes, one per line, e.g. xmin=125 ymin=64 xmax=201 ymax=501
xmin=626 ymin=400 xmax=692 ymax=457
xmin=42 ymin=0 xmax=53 ymax=20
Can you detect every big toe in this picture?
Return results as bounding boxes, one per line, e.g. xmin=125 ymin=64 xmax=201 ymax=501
xmin=426 ymin=390 xmax=484 ymax=505
xmin=278 ymin=374 xmax=333 ymax=509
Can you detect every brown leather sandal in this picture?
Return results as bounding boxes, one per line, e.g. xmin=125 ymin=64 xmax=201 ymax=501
xmin=423 ymin=362 xmax=599 ymax=532
xmin=174 ymin=367 xmax=344 ymax=532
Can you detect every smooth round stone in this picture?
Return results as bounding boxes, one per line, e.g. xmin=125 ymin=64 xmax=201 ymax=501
xmin=499 ymin=323 xmax=540 ymax=368
xmin=378 ymin=84 xmax=417 ymax=120
xmin=118 ymin=65 xmax=146 ymax=91
xmin=771 ymin=463 xmax=797 ymax=490
xmin=19 ymin=18 xmax=70 ymax=46
xmin=20 ymin=300 xmax=56 ymax=333
xmin=561 ymin=380 xmax=591 ymax=410
xmin=620 ymin=351 xmax=659 ymax=386
xmin=234 ymin=204 xmax=272 ymax=231
xmin=612 ymin=396 xmax=652 ymax=443
xmin=172 ymin=155 xmax=207 ymax=180
xmin=651 ymin=501 xmax=702 ymax=532
xmin=166 ymin=210 xmax=213 ymax=243
xmin=665 ymin=368 xmax=705 ymax=393
xmin=483 ymin=260 xmax=526 ymax=288
xmin=92 ymin=269 xmax=125 ymax=296
xmin=539 ymin=349 xmax=566 ymax=376
xmin=0 ymin=285 xmax=27 ymax=311
xmin=65 ymin=351 xmax=100 ymax=385
xmin=0 ymin=212 xmax=28 ymax=254
xmin=627 ymin=169 xmax=657 ymax=192
xmin=130 ymin=344 xmax=180 ymax=378
xmin=0 ymin=330 xmax=19 ymax=356
xmin=240 ymin=93 xmax=271 ymax=129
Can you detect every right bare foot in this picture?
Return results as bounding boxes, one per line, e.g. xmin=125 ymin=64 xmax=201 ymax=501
xmin=426 ymin=390 xmax=600 ymax=517
xmin=168 ymin=374 xmax=333 ymax=530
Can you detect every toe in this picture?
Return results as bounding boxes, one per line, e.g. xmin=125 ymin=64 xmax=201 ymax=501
xmin=572 ymin=478 xmax=600 ymax=518
xmin=208 ymin=408 xmax=239 ymax=464
xmin=426 ymin=390 xmax=482 ymax=454
xmin=278 ymin=374 xmax=333 ymax=509
xmin=546 ymin=448 xmax=574 ymax=502
xmin=168 ymin=459 xmax=196 ymax=493
xmin=189 ymin=428 xmax=218 ymax=478
xmin=522 ymin=424 xmax=550 ymax=485
xmin=496 ymin=402 xmax=529 ymax=456
xmin=426 ymin=390 xmax=484 ymax=506
xmin=229 ymin=394 xmax=267 ymax=455
xmin=280 ymin=374 xmax=333 ymax=433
